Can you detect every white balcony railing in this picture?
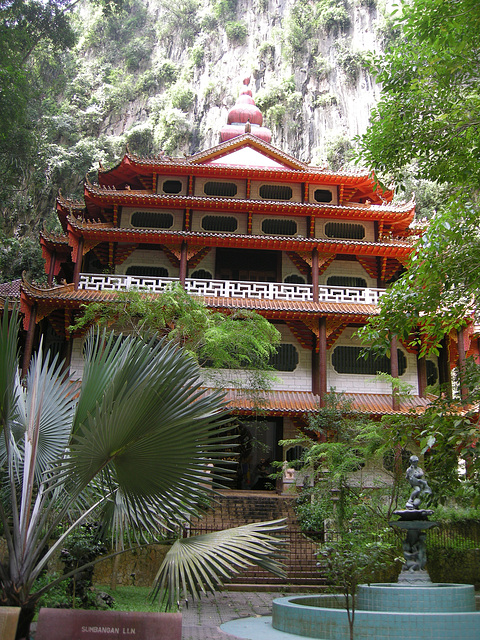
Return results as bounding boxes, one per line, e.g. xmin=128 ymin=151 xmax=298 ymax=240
xmin=78 ymin=273 xmax=385 ymax=305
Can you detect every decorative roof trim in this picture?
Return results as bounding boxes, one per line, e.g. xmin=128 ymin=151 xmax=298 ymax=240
xmin=83 ymin=182 xmax=414 ymax=223
xmin=66 ymin=216 xmax=414 ymax=258
xmin=19 ymin=282 xmax=379 ymax=318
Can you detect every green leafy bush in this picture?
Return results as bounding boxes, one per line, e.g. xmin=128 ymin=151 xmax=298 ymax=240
xmin=313 ymin=93 xmax=337 ymax=108
xmin=336 ymin=47 xmax=370 ymax=84
xmin=315 ymin=0 xmax=350 ymax=34
xmin=190 ymin=44 xmax=205 ymax=67
xmin=154 ymin=108 xmax=193 ymax=155
xmin=169 ymin=84 xmax=195 ymax=111
xmin=325 ymin=134 xmax=355 ymax=170
xmin=225 ymin=21 xmax=247 ymax=43
xmin=213 ymin=0 xmax=237 ymax=20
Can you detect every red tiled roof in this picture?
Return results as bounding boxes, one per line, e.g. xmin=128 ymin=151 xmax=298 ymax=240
xmin=19 ymin=282 xmax=378 ymax=319
xmin=66 ymin=216 xmax=415 ymax=259
xmin=203 ymin=296 xmax=377 ymax=318
xmin=204 ymin=388 xmax=432 ymax=416
xmin=0 ymin=279 xmax=21 ymax=300
xmin=83 ymin=181 xmax=414 ymax=229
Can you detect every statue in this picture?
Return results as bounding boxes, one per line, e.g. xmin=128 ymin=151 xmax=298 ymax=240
xmin=390 ymin=454 xmax=436 ymax=583
xmin=405 ymin=455 xmax=432 ymax=510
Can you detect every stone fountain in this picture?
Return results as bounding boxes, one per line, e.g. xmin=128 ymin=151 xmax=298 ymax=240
xmin=221 ymin=455 xmax=480 ymax=640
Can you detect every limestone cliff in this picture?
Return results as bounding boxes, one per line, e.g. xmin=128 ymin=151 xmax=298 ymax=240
xmin=68 ymin=0 xmax=396 ymax=173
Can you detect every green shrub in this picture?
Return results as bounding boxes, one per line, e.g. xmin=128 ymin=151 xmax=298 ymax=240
xmin=313 ymin=93 xmax=337 ymax=108
xmin=213 ymin=0 xmax=237 ymax=20
xmin=169 ymin=84 xmax=195 ymax=111
xmin=124 ymin=37 xmax=153 ymax=72
xmin=225 ymin=21 xmax=247 ymax=43
xmin=125 ymin=123 xmax=156 ymax=156
xmin=315 ymin=0 xmax=350 ymax=34
xmin=158 ymin=0 xmax=200 ymax=44
xmin=326 ymin=134 xmax=355 ymax=170
xmin=312 ymin=53 xmax=331 ymax=80
xmin=258 ymin=41 xmax=276 ymax=64
xmin=256 ymin=77 xmax=301 ymax=128
xmin=156 ymin=60 xmax=179 ymax=86
xmin=336 ymin=47 xmax=370 ymax=84
xmin=200 ymin=13 xmax=218 ymax=30
xmin=283 ymin=3 xmax=314 ymax=58
xmin=190 ymin=44 xmax=205 ymax=67
xmin=154 ymin=108 xmax=193 ymax=155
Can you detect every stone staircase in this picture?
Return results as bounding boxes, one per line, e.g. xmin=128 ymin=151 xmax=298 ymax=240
xmin=189 ymin=491 xmax=327 ymax=591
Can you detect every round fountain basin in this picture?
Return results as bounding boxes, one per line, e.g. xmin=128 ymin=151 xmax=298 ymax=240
xmin=272 ymin=584 xmax=480 ymax=640
xmin=357 ymin=583 xmax=475 ymax=612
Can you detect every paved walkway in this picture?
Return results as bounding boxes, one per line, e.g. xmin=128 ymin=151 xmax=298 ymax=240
xmin=181 ymin=590 xmax=285 ymax=640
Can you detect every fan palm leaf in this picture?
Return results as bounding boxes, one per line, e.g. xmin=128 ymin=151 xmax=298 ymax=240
xmin=152 ymin=519 xmax=287 ymax=605
xmin=0 ymin=314 xmax=286 ymax=639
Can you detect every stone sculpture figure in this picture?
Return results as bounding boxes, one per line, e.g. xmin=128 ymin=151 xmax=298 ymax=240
xmin=405 ymin=455 xmax=432 ymax=509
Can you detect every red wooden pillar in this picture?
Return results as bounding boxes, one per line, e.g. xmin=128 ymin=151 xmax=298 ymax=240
xmin=417 ymin=355 xmax=427 ymax=398
xmin=312 ymin=349 xmax=319 ymax=396
xmin=390 ymin=335 xmax=399 ymax=411
xmin=312 ymin=248 xmax=319 ymax=302
xmin=179 ymin=242 xmax=188 ymax=286
xmin=457 ymin=326 xmax=468 ymax=400
xmin=73 ymin=237 xmax=84 ymax=290
xmin=319 ymin=316 xmax=327 ymax=406
xmin=47 ymin=250 xmax=56 ymax=286
xmin=438 ymin=336 xmax=452 ymax=398
xmin=22 ymin=303 xmax=37 ymax=378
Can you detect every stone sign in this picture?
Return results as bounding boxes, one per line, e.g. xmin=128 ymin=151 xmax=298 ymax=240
xmin=0 ymin=607 xmax=20 ymax=640
xmin=35 ymin=609 xmax=182 ymax=640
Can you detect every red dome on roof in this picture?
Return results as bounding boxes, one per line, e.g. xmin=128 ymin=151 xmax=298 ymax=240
xmin=220 ymin=77 xmax=272 ymax=143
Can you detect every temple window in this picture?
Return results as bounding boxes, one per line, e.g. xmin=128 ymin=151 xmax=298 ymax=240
xmin=332 ymin=346 xmax=407 ymax=376
xmin=426 ymin=360 xmax=439 ymax=386
xmin=202 ymin=215 xmax=238 ymax=232
xmin=325 ymin=222 xmax=365 ymax=239
xmin=262 ymin=218 xmax=297 ymax=236
xmin=190 ymin=269 xmax=213 ymax=279
xmin=284 ymin=274 xmax=306 ymax=284
xmin=269 ymin=344 xmax=299 ymax=371
xmin=131 ymin=211 xmax=174 ymax=228
xmin=204 ymin=182 xmax=238 ymax=197
xmin=162 ymin=180 xmax=183 ymax=194
xmin=259 ymin=184 xmax=293 ymax=200
xmin=326 ymin=276 xmax=367 ymax=288
xmin=313 ymin=189 xmax=333 ymax=203
xmin=126 ymin=266 xmax=169 ymax=277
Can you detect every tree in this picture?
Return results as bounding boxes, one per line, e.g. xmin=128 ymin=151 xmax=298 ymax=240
xmin=320 ymin=522 xmax=392 ymax=640
xmin=357 ymin=0 xmax=480 ymax=488
xmin=0 ymin=306 xmax=285 ymax=639
xmin=70 ymin=285 xmax=281 ymax=390
xmin=281 ymin=393 xmax=398 ymax=640
xmin=359 ymin=0 xmax=480 ymax=188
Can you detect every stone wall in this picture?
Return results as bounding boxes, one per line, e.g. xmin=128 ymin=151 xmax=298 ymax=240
xmin=428 ymin=548 xmax=480 ymax=589
xmin=92 ymin=545 xmax=170 ymax=588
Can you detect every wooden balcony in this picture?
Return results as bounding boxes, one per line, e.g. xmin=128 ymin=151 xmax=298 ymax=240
xmin=79 ymin=273 xmax=385 ymax=305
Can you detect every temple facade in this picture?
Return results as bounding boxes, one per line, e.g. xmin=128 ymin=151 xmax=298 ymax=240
xmin=14 ymin=83 xmax=462 ymax=489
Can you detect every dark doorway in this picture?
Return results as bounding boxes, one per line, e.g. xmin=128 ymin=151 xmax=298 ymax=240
xmin=215 ymin=248 xmax=280 ymax=282
xmin=233 ymin=418 xmax=283 ymax=490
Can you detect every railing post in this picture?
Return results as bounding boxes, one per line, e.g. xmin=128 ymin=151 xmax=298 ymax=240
xmin=312 ymin=248 xmax=319 ymax=303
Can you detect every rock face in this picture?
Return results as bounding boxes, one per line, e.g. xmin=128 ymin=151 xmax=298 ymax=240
xmin=72 ymin=0 xmax=394 ymax=166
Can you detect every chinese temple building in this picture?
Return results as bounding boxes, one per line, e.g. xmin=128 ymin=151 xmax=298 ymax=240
xmin=13 ymin=80 xmax=465 ymax=490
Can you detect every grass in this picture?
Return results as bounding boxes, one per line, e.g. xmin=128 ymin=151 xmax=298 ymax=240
xmin=98 ymin=585 xmax=167 ymax=612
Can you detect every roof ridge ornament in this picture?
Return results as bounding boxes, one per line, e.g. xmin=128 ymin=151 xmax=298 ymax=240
xmin=220 ymin=77 xmax=272 ymax=144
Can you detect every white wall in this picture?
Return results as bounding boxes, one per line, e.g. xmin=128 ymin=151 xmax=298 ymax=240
xmin=321 ymin=259 xmax=376 ymax=287
xmin=327 ymin=327 xmax=419 ymax=395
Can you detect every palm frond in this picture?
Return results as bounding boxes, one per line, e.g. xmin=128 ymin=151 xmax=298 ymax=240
xmin=151 ymin=519 xmax=287 ymax=606
xmin=0 ymin=304 xmax=20 ymax=433
xmin=62 ymin=331 xmax=233 ymax=533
